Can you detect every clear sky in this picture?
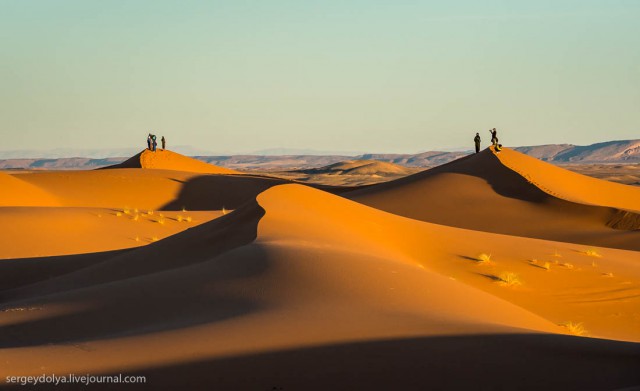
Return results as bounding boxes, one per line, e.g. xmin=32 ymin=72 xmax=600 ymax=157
xmin=1 ymin=0 xmax=638 ymax=154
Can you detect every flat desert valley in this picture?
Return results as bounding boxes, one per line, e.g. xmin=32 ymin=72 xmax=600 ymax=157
xmin=1 ymin=147 xmax=640 ymax=390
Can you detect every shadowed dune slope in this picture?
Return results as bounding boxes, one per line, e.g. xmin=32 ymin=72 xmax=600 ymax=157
xmin=108 ymin=149 xmax=240 ymax=175
xmin=2 ymin=184 xmax=640 ymax=389
xmin=347 ymin=148 xmax=640 ymax=251
xmin=106 ymin=334 xmax=640 ymax=391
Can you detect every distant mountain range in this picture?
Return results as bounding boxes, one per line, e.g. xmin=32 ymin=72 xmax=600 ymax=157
xmin=1 ymin=140 xmax=638 ymax=171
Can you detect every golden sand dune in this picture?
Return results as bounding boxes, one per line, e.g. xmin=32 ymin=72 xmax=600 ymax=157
xmin=348 ymin=148 xmax=640 ymax=251
xmin=0 ymin=172 xmax=60 ymax=207
xmin=496 ymin=147 xmax=640 ymax=212
xmin=111 ymin=149 xmax=240 ymax=175
xmin=0 ymin=151 xmax=287 ymax=259
xmin=7 ymin=169 xmax=286 ymax=211
xmin=2 ymin=183 xmax=639 ymax=389
xmin=0 ymin=207 xmax=222 ymax=259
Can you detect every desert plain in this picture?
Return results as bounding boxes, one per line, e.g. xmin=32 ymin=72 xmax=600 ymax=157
xmin=1 ymin=146 xmax=639 ymax=390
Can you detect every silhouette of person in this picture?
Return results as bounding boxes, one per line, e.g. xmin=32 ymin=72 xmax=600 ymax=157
xmin=474 ymin=133 xmax=481 ymax=153
xmin=161 ymin=136 xmax=166 ymax=150
xmin=152 ymin=135 xmax=157 ymax=152
xmin=489 ymin=128 xmax=498 ymax=146
xmin=147 ymin=134 xmax=152 ymax=150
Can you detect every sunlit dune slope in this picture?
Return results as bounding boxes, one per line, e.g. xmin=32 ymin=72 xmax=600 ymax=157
xmin=2 ymin=184 xmax=640 ymax=389
xmin=9 ymin=169 xmax=288 ymax=210
xmin=256 ymin=185 xmax=640 ymax=342
xmin=496 ymin=147 xmax=640 ymax=212
xmin=0 ymin=208 xmax=222 ymax=259
xmin=110 ymin=149 xmax=240 ymax=175
xmin=0 ymin=172 xmax=60 ymax=207
xmin=2 ymin=185 xmax=559 ymax=336
xmin=347 ymin=148 xmax=640 ymax=251
xmin=0 ymin=171 xmax=289 ymax=258
xmin=1 ymin=151 xmax=289 ymax=258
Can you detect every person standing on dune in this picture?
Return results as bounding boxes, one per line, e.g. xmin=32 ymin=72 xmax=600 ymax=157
xmin=489 ymin=128 xmax=498 ymax=146
xmin=474 ymin=133 xmax=481 ymax=153
xmin=152 ymin=135 xmax=157 ymax=152
xmin=147 ymin=134 xmax=152 ymax=150
xmin=161 ymin=136 xmax=166 ymax=150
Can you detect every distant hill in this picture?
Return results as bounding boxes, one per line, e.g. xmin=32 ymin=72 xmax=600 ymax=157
xmin=1 ymin=140 xmax=638 ymax=171
xmin=515 ymin=140 xmax=640 ymax=163
xmin=0 ymin=157 xmax=126 ymax=170
xmin=299 ymin=160 xmax=415 ymax=177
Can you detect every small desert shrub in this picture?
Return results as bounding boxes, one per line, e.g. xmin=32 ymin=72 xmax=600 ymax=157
xmin=147 ymin=210 xmax=154 ymax=215
xmin=477 ymin=253 xmax=492 ymax=264
xmin=602 ymin=272 xmax=614 ymax=277
xmin=222 ymin=207 xmax=228 ymax=215
xmin=151 ymin=236 xmax=159 ymax=242
xmin=123 ymin=208 xmax=130 ymax=215
xmin=498 ymin=272 xmax=522 ymax=286
xmin=552 ymin=250 xmax=562 ymax=258
xmin=157 ymin=217 xmax=165 ymax=225
xmin=560 ymin=263 xmax=574 ymax=269
xmin=116 ymin=212 xmax=123 ymax=217
xmin=134 ymin=236 xmax=140 ymax=242
xmin=176 ymin=215 xmax=183 ymax=222
xmin=132 ymin=214 xmax=139 ymax=222
xmin=182 ymin=207 xmax=187 ymax=212
xmin=584 ymin=248 xmax=601 ymax=258
xmin=529 ymin=259 xmax=550 ymax=270
xmin=185 ymin=216 xmax=192 ymax=223
xmin=560 ymin=321 xmax=586 ymax=336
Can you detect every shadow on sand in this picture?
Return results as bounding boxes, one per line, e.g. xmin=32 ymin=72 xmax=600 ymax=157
xmin=11 ymin=333 xmax=638 ymax=390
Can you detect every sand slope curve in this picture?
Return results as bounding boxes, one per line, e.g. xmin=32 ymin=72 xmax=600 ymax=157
xmin=2 ymin=182 xmax=640 ymax=389
xmin=109 ymin=149 xmax=240 ymax=175
xmin=347 ymin=148 xmax=640 ymax=251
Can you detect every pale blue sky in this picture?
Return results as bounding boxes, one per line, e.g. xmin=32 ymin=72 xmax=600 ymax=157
xmin=1 ymin=0 xmax=638 ymax=154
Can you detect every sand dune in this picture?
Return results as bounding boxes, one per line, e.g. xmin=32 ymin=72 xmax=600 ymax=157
xmin=496 ymin=147 xmax=640 ymax=212
xmin=300 ymin=159 xmax=416 ymax=176
xmin=268 ymin=159 xmax=422 ymax=186
xmin=0 ymin=208 xmax=222 ymax=259
xmin=2 ymin=148 xmax=639 ymax=389
xmin=111 ymin=149 xmax=240 ymax=175
xmin=2 ymin=183 xmax=639 ymax=389
xmin=0 ymin=150 xmax=313 ymax=259
xmin=7 ymin=169 xmax=286 ymax=211
xmin=348 ymin=148 xmax=640 ymax=251
xmin=0 ymin=173 xmax=60 ymax=207
xmin=0 ymin=151 xmax=270 ymax=259
xmin=561 ymin=163 xmax=640 ymax=187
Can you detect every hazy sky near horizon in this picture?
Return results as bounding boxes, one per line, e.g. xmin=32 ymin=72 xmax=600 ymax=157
xmin=1 ymin=0 xmax=639 ymax=154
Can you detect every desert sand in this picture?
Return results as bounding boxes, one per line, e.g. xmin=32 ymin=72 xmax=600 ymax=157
xmin=1 ymin=147 xmax=639 ymax=390
xmin=262 ymin=159 xmax=423 ymax=186
xmin=561 ymin=163 xmax=640 ymax=187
